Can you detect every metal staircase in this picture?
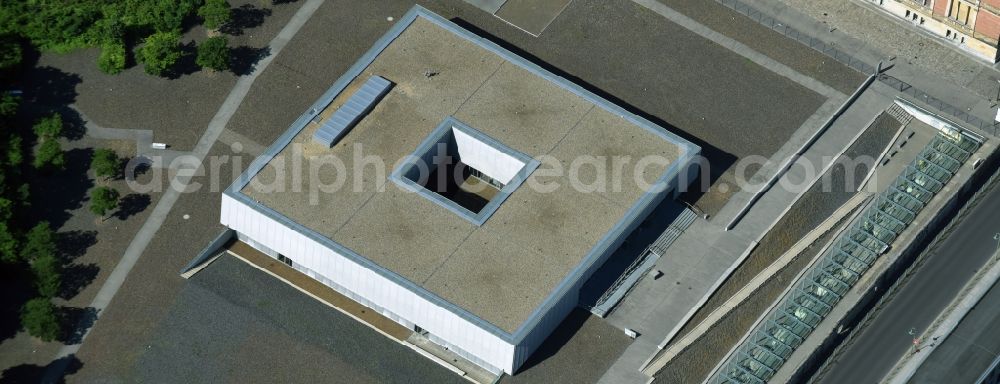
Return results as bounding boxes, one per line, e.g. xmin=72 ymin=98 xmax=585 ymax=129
xmin=886 ymin=103 xmax=915 ymax=127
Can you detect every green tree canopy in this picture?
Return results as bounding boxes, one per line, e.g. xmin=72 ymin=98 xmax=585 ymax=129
xmin=0 ymin=1 xmax=203 ymax=73
xmin=198 ymin=0 xmax=231 ymax=30
xmin=6 ymin=134 xmax=22 ymax=167
xmin=22 ymin=221 xmax=55 ymax=262
xmin=97 ymin=41 xmax=126 ymax=75
xmin=31 ymin=252 xmax=61 ymax=298
xmin=196 ymin=36 xmax=229 ymax=71
xmin=136 ymin=31 xmax=182 ymax=76
xmin=32 ymin=113 xmax=63 ymax=139
xmin=91 ymin=148 xmax=120 ymax=180
xmin=20 ymin=297 xmax=60 ymax=341
xmin=0 ymin=221 xmax=18 ymax=264
xmin=0 ymin=94 xmax=18 ymax=118
xmin=0 ymin=35 xmax=22 ymax=73
xmin=89 ymin=186 xmax=120 ymax=219
xmin=33 ymin=139 xmax=65 ymax=170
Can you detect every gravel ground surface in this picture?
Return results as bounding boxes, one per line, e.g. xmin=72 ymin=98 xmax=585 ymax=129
xmin=774 ymin=0 xmax=1000 ymax=99
xmin=0 ymin=1 xmax=305 ymax=379
xmin=651 ymin=112 xmax=902 ymax=383
xmin=501 ymin=310 xmax=631 ymax=384
xmin=68 ymin=141 xmax=251 ymax=383
xmin=658 ymin=0 xmax=865 ymax=95
xmin=0 ymin=121 xmax=163 ymax=377
xmin=130 ymin=256 xmax=462 ymax=384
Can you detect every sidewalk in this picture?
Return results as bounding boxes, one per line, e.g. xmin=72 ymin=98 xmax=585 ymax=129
xmin=884 ymin=254 xmax=1000 ymax=384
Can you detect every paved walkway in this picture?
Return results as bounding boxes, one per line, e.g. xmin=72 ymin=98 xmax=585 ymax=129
xmin=73 ymin=106 xmax=191 ymax=169
xmin=40 ymin=1 xmax=326 ymax=381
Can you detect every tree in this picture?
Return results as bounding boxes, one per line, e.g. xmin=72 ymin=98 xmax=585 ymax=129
xmin=91 ymin=148 xmax=120 ymax=180
xmin=22 ymin=221 xmax=56 ymax=261
xmin=20 ymin=298 xmax=60 ymax=342
xmin=196 ymin=36 xmax=229 ymax=71
xmin=33 ymin=139 xmax=65 ymax=170
xmin=0 ymin=221 xmax=17 ymax=264
xmin=198 ymin=0 xmax=231 ymax=30
xmin=89 ymin=186 xmax=119 ymax=219
xmin=31 ymin=252 xmax=60 ymax=298
xmin=32 ymin=113 xmax=62 ymax=139
xmin=136 ymin=31 xmax=181 ymax=76
xmin=97 ymin=41 xmax=126 ymax=75
xmin=6 ymin=134 xmax=22 ymax=166
xmin=0 ymin=94 xmax=18 ymax=118
xmin=0 ymin=35 xmax=21 ymax=72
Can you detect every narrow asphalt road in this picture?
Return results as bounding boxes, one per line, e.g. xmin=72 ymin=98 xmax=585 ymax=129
xmin=816 ymin=175 xmax=1000 ymax=384
xmin=909 ymin=279 xmax=1000 ymax=383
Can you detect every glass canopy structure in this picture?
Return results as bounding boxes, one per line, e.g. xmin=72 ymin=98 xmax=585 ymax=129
xmin=708 ymin=130 xmax=981 ymax=384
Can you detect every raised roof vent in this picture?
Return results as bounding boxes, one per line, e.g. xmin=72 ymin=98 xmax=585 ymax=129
xmin=313 ymin=75 xmax=393 ymax=147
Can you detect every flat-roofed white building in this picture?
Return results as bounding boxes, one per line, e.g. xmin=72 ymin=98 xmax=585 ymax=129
xmin=220 ymin=6 xmax=699 ymax=374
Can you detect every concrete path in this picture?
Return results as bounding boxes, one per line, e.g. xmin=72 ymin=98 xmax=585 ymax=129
xmin=73 ymin=106 xmax=192 ymax=169
xmin=41 ymin=1 xmax=326 ymax=381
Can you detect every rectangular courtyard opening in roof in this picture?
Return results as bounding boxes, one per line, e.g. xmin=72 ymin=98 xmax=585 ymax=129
xmin=391 ymin=117 xmax=539 ymax=225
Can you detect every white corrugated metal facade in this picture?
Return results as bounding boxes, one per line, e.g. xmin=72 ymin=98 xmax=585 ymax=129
xmin=221 ymin=193 xmax=515 ymax=373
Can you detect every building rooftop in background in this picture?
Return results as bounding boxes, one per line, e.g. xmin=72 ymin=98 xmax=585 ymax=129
xmin=865 ymin=0 xmax=1000 ymax=62
xmin=222 ymin=6 xmax=697 ymax=374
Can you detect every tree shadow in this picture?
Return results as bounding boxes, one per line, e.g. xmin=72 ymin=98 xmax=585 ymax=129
xmin=272 ymin=0 xmax=300 ymax=4
xmin=55 ymin=106 xmax=86 ymax=141
xmin=166 ymin=41 xmax=201 ymax=79
xmin=0 ymin=354 xmax=82 ymax=384
xmin=56 ymin=230 xmax=97 ymax=262
xmin=16 ymin=66 xmax=81 ymax=118
xmin=115 ymin=193 xmax=151 ymax=220
xmin=58 ymin=263 xmax=98 ymax=302
xmin=55 ymin=230 xmax=99 ymax=300
xmin=230 ymin=46 xmax=271 ymax=76
xmin=59 ymin=307 xmax=97 ymax=345
xmin=220 ymin=4 xmax=273 ymax=36
xmin=29 ymin=148 xmax=94 ymax=229
xmin=0 ymin=264 xmax=34 ymax=343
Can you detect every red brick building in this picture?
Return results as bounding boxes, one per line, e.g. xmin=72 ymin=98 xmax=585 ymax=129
xmin=868 ymin=0 xmax=1000 ymax=62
